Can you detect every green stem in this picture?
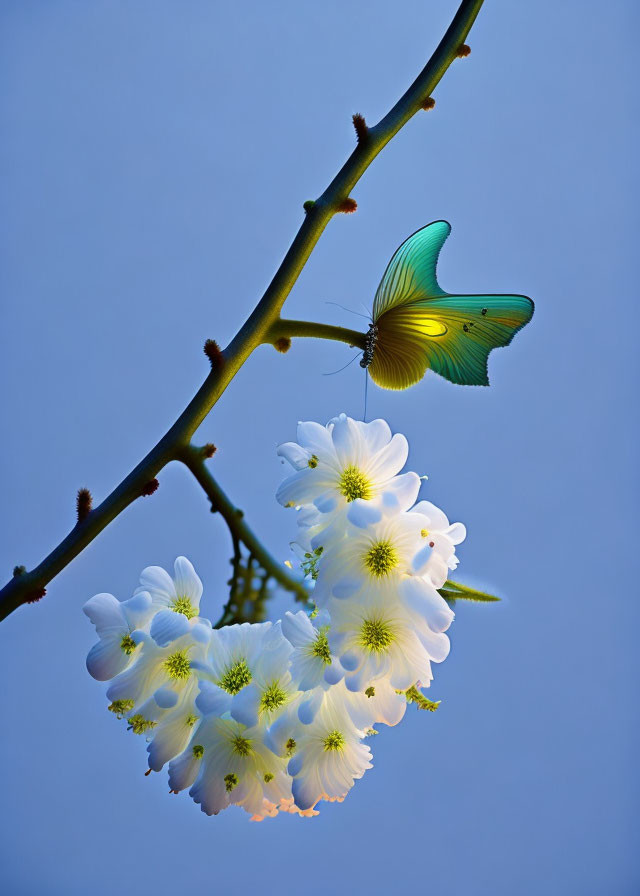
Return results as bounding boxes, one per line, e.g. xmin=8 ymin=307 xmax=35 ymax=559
xmin=178 ymin=446 xmax=309 ymax=607
xmin=0 ymin=0 xmax=484 ymax=622
xmin=268 ymin=319 xmax=366 ymax=349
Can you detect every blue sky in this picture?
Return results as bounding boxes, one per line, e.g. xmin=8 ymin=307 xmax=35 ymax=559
xmin=1 ymin=2 xmax=638 ymax=894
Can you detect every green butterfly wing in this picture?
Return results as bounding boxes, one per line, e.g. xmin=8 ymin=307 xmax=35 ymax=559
xmin=372 ymin=221 xmax=450 ymax=319
xmin=369 ymin=222 xmax=534 ymax=389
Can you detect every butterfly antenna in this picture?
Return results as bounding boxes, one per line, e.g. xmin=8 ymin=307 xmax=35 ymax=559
xmin=360 ymin=302 xmax=372 ymax=320
xmin=323 ymin=352 xmax=361 ymax=376
xmin=325 ymin=301 xmax=370 ymax=321
xmin=363 ymin=369 xmax=369 ymax=422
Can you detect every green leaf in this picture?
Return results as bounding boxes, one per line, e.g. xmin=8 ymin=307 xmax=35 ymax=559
xmin=439 ymin=579 xmax=500 ymax=603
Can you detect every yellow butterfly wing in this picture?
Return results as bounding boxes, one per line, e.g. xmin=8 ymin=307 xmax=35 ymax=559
xmin=368 ymin=222 xmax=534 ymax=389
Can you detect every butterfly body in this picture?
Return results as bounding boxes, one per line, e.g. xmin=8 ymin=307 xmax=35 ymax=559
xmin=360 ymin=323 xmax=378 ymax=369
xmin=366 ymin=221 xmax=534 ymax=390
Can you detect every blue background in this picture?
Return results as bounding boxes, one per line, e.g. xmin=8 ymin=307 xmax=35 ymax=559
xmin=1 ymin=2 xmax=637 ymax=894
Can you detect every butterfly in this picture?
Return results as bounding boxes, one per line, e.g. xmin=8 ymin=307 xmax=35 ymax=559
xmin=361 ymin=221 xmax=534 ymax=390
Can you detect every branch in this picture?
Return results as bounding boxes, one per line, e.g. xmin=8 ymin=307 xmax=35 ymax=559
xmin=178 ymin=445 xmax=310 ymax=610
xmin=268 ymin=319 xmax=366 ymax=349
xmin=0 ymin=0 xmax=484 ymax=622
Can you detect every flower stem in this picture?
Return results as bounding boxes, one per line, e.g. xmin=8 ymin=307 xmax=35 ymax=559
xmin=178 ymin=445 xmax=309 ymax=608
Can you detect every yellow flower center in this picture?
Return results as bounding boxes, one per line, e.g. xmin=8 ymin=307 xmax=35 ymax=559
xmin=163 ymin=649 xmax=191 ymax=681
xmin=364 ymin=540 xmax=398 ymax=577
xmin=323 ymin=730 xmax=345 ymax=752
xmin=339 ymin=466 xmax=372 ymax=502
xmin=360 ymin=618 xmax=394 ymax=653
xmin=231 ymin=735 xmax=251 ymax=757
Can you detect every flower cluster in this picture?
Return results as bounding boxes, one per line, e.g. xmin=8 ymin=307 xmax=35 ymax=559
xmin=84 ymin=414 xmax=465 ymax=819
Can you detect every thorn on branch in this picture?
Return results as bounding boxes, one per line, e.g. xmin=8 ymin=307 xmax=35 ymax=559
xmin=303 ymin=200 xmax=316 ymax=213
xmin=26 ymin=587 xmax=46 ymax=604
xmin=13 ymin=565 xmax=26 ymax=577
xmin=273 ymin=336 xmax=291 ymax=354
xmin=456 ymin=43 xmax=471 ymax=57
xmin=140 ymin=479 xmax=159 ymax=497
xmin=76 ymin=488 xmax=92 ymax=523
xmin=420 ymin=96 xmax=436 ymax=111
xmin=352 ymin=113 xmax=368 ymax=143
xmin=202 ymin=443 xmax=217 ymax=458
xmin=337 ymin=198 xmax=357 ymax=214
xmin=204 ymin=339 xmax=225 ymax=371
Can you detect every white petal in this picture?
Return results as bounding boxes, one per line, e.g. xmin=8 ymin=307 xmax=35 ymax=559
xmin=426 ymin=554 xmax=449 ymax=589
xmin=281 ymin=610 xmax=313 ymax=648
xmin=339 ymin=650 xmax=361 ymax=672
xmin=332 ymin=579 xmax=361 ymax=599
xmin=292 ymin=771 xmax=320 ymax=811
xmin=230 ymin=687 xmax=261 ymax=728
xmin=359 ymin=418 xmax=391 ymax=452
xmin=153 ymin=686 xmax=179 ymax=709
xmin=288 ymin=753 xmax=304 ymax=777
xmin=83 ymin=593 xmax=123 ymax=634
xmin=347 ymin=499 xmax=382 ymax=529
xmin=277 ymin=441 xmax=310 ymax=470
xmin=168 ymin=750 xmax=201 ymax=792
xmin=445 ymin=522 xmax=467 ymax=545
xmin=297 ymin=421 xmax=335 ymax=457
xmin=298 ymin=689 xmax=323 ymax=724
xmin=150 ymin=609 xmax=189 ymax=647
xmin=122 ymin=591 xmax=153 ymax=629
xmin=382 ymin=472 xmax=421 ymax=514
xmin=191 ymin=621 xmax=212 ymax=644
xmin=324 ymin=660 xmax=344 ymax=685
xmin=173 ymin=557 xmax=203 ymax=605
xmin=191 ymin=768 xmax=229 ymax=816
xmin=368 ymin=432 xmax=408 ymax=479
xmin=417 ymin=626 xmax=450 ymax=663
xmin=136 ymin=565 xmax=176 ymax=604
xmin=331 ymin=415 xmax=361 ymax=467
xmin=345 ymin=665 xmax=370 ymax=692
xmin=372 ymin=686 xmax=407 ymax=727
xmin=196 ymin=681 xmax=232 ymax=717
xmin=313 ymin=492 xmax=338 ymax=514
xmin=147 ymin=718 xmax=193 ymax=771
xmin=412 ymin=500 xmax=449 ymax=530
xmin=401 ymin=576 xmax=454 ymax=632
xmin=86 ymin=637 xmax=129 ymax=681
xmin=412 ymin=544 xmax=433 ymax=575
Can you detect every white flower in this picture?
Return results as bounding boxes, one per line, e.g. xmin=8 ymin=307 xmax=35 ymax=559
xmin=227 ymin=623 xmax=299 ymax=728
xmin=409 ymin=500 xmax=466 ymax=587
xmin=119 ymin=684 xmax=201 ymax=771
xmin=134 ymin=556 xmax=203 ymax=621
xmin=327 ymin=587 xmax=450 ymax=693
xmin=280 ymin=609 xmax=344 ymax=692
xmin=83 ymin=591 xmax=154 ymax=681
xmin=195 ymin=621 xmax=274 ymax=719
xmin=185 ymin=717 xmax=291 ymax=817
xmin=105 ymin=622 xmax=211 ymax=719
xmin=312 ymin=506 xmax=433 ymax=604
xmin=270 ymin=688 xmax=373 ymax=811
xmin=277 ymin=414 xmax=420 ymax=519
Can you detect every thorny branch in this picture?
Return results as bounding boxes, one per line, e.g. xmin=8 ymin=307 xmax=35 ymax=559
xmin=0 ymin=1 xmax=485 ymax=622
